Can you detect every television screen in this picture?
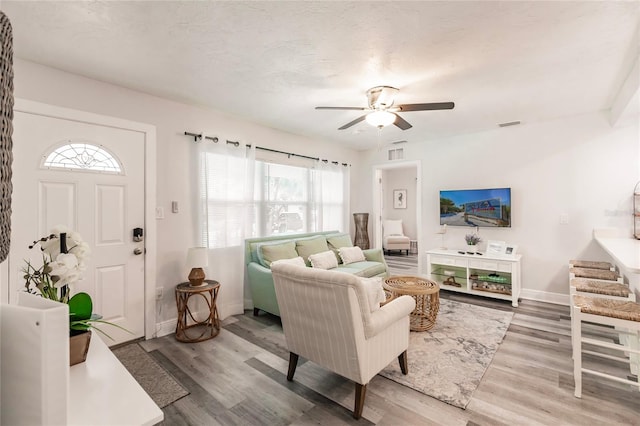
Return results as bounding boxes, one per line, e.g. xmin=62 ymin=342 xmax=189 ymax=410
xmin=440 ymin=188 xmax=511 ymax=227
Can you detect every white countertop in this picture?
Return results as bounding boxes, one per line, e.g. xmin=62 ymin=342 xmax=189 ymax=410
xmin=594 ymin=234 xmax=640 ymax=274
xmin=69 ymin=334 xmax=164 ymax=426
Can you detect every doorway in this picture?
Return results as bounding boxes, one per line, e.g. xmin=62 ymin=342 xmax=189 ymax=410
xmin=372 ymin=160 xmax=422 ymax=276
xmin=1 ymin=99 xmax=157 ymax=344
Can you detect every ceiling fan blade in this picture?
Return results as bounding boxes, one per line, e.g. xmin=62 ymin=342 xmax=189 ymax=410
xmin=338 ymin=115 xmax=367 ymax=130
xmin=396 ymin=102 xmax=455 ymax=112
xmin=393 ymin=114 xmax=412 ymax=130
xmin=315 ymin=106 xmax=368 ymax=110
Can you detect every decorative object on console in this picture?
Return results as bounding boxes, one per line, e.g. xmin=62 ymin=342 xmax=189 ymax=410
xmin=353 ymin=212 xmax=370 ymax=250
xmin=634 ymin=181 xmax=640 ymax=239
xmin=486 ymin=240 xmax=505 ymax=256
xmin=436 ymin=224 xmax=447 ymax=249
xmin=22 ymin=227 xmax=125 ymax=364
xmin=186 ymin=247 xmax=208 ymax=286
xmin=465 ymin=233 xmax=481 ymax=253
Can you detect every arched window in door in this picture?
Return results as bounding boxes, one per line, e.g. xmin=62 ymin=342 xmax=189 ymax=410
xmin=41 ymin=142 xmax=123 ymax=174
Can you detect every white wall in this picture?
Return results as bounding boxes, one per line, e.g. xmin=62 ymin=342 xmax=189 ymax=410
xmin=382 ymin=167 xmax=417 ymax=239
xmin=10 ymin=59 xmax=362 ymax=328
xmin=353 ymin=112 xmax=639 ymax=303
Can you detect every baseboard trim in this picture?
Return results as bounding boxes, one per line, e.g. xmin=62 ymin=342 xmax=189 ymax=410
xmin=156 ymin=318 xmax=177 ymax=338
xmin=520 ymin=289 xmax=569 ymax=306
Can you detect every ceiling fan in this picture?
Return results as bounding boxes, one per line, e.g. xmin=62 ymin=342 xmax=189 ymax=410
xmin=315 ymin=86 xmax=454 ymax=131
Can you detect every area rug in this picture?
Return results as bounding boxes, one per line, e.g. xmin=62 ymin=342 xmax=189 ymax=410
xmin=112 ymin=343 xmax=189 ymax=408
xmin=379 ymin=298 xmax=513 ymax=409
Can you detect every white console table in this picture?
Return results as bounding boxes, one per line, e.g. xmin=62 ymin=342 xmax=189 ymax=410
xmin=426 ymin=248 xmax=522 ymax=307
xmin=69 ymin=334 xmax=163 ymax=426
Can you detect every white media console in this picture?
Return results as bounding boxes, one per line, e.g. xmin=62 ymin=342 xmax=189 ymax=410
xmin=426 ymin=248 xmax=522 ymax=307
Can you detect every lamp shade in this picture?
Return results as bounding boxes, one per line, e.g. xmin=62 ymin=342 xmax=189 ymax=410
xmin=186 ymin=247 xmax=208 ymax=268
xmin=366 ymin=110 xmax=396 ymax=128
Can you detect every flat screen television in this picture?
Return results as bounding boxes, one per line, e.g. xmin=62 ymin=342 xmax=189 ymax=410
xmin=440 ymin=187 xmax=511 ymax=227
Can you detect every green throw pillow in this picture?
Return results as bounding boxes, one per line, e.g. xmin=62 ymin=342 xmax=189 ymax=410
xmin=326 ymin=233 xmax=354 ymax=264
xmin=295 ymin=235 xmax=330 ymax=266
xmin=258 ymin=241 xmax=298 ymax=268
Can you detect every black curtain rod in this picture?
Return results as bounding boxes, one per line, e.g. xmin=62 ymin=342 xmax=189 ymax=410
xmin=184 ymin=131 xmax=349 ymax=166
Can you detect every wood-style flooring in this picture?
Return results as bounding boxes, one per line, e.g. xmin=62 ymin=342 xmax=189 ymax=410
xmin=140 ymin=292 xmax=640 ymax=425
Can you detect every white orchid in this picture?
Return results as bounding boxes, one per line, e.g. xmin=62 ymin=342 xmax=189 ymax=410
xmin=23 ymin=227 xmax=90 ymax=302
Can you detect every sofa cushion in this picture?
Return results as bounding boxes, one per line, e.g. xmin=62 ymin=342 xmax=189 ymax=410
xmin=326 ymin=233 xmax=354 ymax=264
xmin=334 ymin=261 xmax=387 ymax=277
xmin=360 ymin=276 xmax=386 ymax=312
xmin=295 ymin=235 xmax=330 ymax=266
xmin=339 ymin=246 xmax=366 ymax=265
xmin=309 ymin=250 xmax=338 ymax=270
xmin=257 ymin=241 xmax=298 ymax=268
xmin=271 ymin=256 xmax=306 ymax=268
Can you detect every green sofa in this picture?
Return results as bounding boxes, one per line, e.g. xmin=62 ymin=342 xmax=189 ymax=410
xmin=244 ymin=231 xmax=388 ymax=316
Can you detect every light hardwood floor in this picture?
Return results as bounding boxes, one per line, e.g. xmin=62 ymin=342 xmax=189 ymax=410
xmin=140 ymin=292 xmax=639 ymax=425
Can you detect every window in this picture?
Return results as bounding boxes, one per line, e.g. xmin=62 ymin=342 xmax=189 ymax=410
xmin=42 ymin=142 xmax=122 ymax=173
xmin=255 ymin=160 xmax=348 ymax=237
xmin=198 ymin=143 xmax=349 ymax=248
xmin=257 ymin=162 xmax=309 ymax=236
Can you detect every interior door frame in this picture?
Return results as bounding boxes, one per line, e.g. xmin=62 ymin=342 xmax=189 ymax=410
xmin=372 ymin=159 xmax=422 ymax=275
xmin=0 ymin=99 xmax=158 ymax=340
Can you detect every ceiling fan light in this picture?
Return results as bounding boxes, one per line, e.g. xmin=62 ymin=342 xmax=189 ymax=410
xmin=366 ymin=110 xmax=396 ymax=128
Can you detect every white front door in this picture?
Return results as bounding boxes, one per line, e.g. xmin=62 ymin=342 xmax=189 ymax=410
xmin=9 ymin=111 xmax=146 ymax=345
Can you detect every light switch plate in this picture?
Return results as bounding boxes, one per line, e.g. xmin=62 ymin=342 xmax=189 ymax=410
xmin=155 ymin=207 xmax=164 ymax=219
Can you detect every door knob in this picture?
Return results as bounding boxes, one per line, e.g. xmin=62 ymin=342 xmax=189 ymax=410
xmin=134 ymin=248 xmax=143 ymax=255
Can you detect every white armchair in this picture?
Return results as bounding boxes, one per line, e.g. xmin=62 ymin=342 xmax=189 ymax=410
xmin=382 ymin=219 xmax=411 ymax=255
xmin=271 ymin=263 xmax=415 ymax=419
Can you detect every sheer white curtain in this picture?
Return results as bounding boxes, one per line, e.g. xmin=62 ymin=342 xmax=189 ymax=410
xmin=197 ymin=139 xmax=256 ymax=248
xmin=196 ymin=137 xmax=256 ymax=318
xmin=310 ymin=160 xmax=350 ymax=232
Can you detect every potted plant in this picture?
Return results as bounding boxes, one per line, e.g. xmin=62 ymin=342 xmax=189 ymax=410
xmin=465 ymin=233 xmax=482 ymax=253
xmin=23 ymin=227 xmax=126 ymax=365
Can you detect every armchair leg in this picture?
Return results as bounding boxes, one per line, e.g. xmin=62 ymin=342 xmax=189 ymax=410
xmin=398 ymin=350 xmax=408 ymax=375
xmin=354 ymin=383 xmax=367 ymax=419
xmin=287 ymin=352 xmax=299 ymax=381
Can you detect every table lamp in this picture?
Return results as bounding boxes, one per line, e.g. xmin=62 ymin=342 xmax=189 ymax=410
xmin=186 ymin=247 xmax=208 ymax=286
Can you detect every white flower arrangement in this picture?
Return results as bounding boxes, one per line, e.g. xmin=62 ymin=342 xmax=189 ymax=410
xmin=23 ymin=226 xmax=90 ymax=303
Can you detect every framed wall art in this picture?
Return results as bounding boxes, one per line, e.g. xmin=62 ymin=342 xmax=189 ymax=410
xmin=393 ymin=189 xmax=407 ymax=209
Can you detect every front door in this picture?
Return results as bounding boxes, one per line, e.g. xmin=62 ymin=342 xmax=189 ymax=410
xmin=9 ymin=110 xmax=146 ymax=345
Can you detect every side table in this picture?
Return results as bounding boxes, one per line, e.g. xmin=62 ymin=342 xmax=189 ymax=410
xmin=383 ymin=276 xmax=440 ymax=331
xmin=175 ymin=280 xmax=221 ymax=343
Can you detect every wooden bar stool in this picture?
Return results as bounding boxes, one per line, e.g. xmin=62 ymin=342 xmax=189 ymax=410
xmin=571 ymin=295 xmax=640 ymax=398
xmin=570 ymin=278 xmax=635 ymax=302
xmin=569 ymin=267 xmax=622 ymax=283
xmin=569 ymin=260 xmax=615 ymax=271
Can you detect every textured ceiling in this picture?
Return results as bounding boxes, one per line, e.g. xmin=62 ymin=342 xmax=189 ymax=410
xmin=2 ymin=1 xmax=638 ymax=150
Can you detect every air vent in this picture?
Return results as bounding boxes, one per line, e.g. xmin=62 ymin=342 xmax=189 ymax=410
xmin=499 ymin=121 xmax=521 ymax=127
xmin=388 ymin=148 xmax=404 ymax=160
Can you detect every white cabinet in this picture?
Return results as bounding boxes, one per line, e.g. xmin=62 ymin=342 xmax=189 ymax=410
xmin=426 ymin=248 xmax=522 ymax=307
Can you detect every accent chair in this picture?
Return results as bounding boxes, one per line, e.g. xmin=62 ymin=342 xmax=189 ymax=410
xmin=271 ymin=263 xmax=415 ymax=419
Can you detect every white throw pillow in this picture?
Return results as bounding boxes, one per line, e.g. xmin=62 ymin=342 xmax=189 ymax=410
xmin=308 ymin=250 xmax=338 ymax=270
xmin=359 ymin=276 xmax=386 ymax=312
xmin=383 ymin=219 xmax=404 ymax=236
xmin=271 ymin=256 xmax=306 ymax=268
xmin=338 ymin=246 xmax=366 ymax=265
